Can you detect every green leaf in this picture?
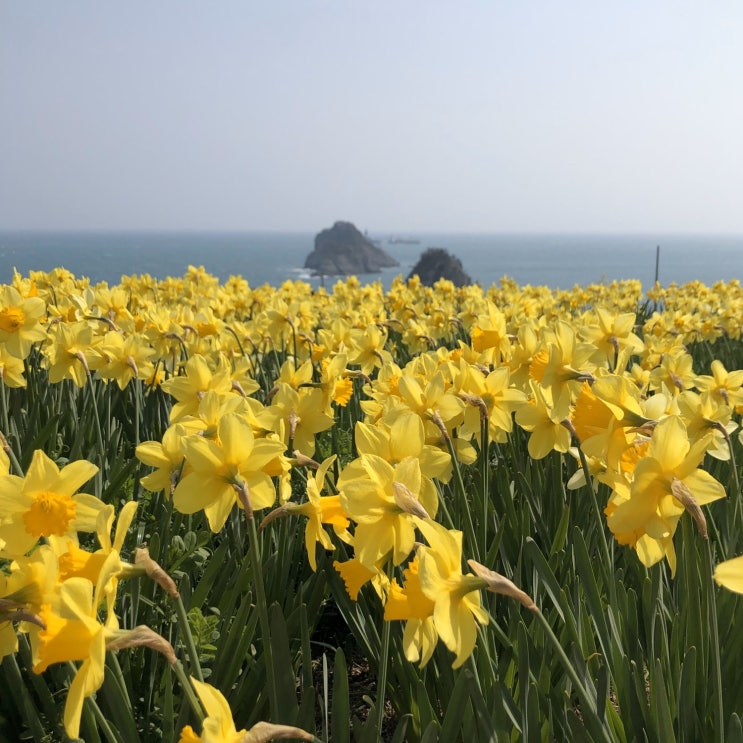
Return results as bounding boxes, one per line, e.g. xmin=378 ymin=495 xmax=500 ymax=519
xmin=268 ymin=603 xmax=300 ymax=724
xmin=331 ymin=648 xmax=350 ymax=743
xmin=440 ymin=670 xmax=473 ymax=740
xmin=727 ymin=713 xmax=743 ymax=743
xmin=677 ymin=646 xmax=698 ymax=742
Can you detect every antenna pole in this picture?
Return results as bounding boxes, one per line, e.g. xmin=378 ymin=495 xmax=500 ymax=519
xmin=654 ymin=245 xmax=660 ymax=284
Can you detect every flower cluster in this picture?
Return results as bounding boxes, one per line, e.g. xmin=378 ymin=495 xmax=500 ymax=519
xmin=2 ymin=264 xmax=743 ymax=735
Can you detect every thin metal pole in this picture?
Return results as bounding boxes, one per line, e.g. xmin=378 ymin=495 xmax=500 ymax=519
xmin=654 ymin=245 xmax=660 ymax=283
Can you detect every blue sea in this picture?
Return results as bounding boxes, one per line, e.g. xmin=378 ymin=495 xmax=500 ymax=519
xmin=0 ymin=231 xmax=741 ymax=292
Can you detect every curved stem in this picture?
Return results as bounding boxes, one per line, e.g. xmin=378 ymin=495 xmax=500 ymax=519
xmin=703 ymin=539 xmax=725 ymax=742
xmin=174 ymin=593 xmax=204 ymax=683
xmin=533 ymin=610 xmax=613 ymax=743
xmin=238 ymin=482 xmax=280 ymax=719
xmin=171 ymin=660 xmax=206 ymax=723
xmin=376 ymin=565 xmax=394 ymax=740
xmin=86 ymin=372 xmax=106 ymax=494
xmin=480 ymin=416 xmax=490 ymax=556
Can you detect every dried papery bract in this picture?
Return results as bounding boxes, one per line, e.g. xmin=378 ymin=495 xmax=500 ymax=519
xmin=106 ymin=625 xmax=177 ymax=665
xmin=392 ymin=481 xmax=430 ymax=519
xmin=0 ymin=599 xmax=45 ymax=629
xmin=292 ymin=450 xmax=321 ymax=469
xmin=134 ymin=547 xmax=180 ymax=598
xmin=670 ymin=477 xmax=708 ymax=539
xmin=239 ymin=721 xmax=315 ymax=742
xmin=467 ymin=560 xmax=538 ymax=612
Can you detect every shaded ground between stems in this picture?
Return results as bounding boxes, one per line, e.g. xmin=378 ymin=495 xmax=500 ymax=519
xmin=311 ymin=652 xmax=397 ymax=740
xmin=309 ymin=602 xmax=398 ymax=740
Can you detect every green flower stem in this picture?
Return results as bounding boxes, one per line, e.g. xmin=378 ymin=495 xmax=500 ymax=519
xmin=480 ymin=416 xmax=490 ymax=556
xmin=532 ymin=609 xmax=613 ymax=743
xmin=237 ymin=479 xmax=280 ymax=719
xmin=65 ymin=661 xmax=119 ymax=743
xmin=574 ymin=440 xmax=615 ymax=603
xmin=376 ymin=565 xmax=394 ymax=741
xmin=439 ymin=422 xmax=481 ymax=562
xmin=248 ymin=514 xmax=279 ymax=717
xmin=106 ymin=652 xmax=133 ymax=713
xmin=174 ymin=592 xmax=204 ymax=683
xmin=2 ymin=653 xmax=46 ymax=742
xmin=719 ymin=423 xmax=742 ymax=529
xmin=85 ymin=370 xmax=106 ymax=493
xmin=17 ymin=634 xmax=58 ymax=728
xmin=0 ymin=379 xmax=10 ymax=443
xmin=171 ymin=659 xmax=206 ymax=723
xmin=86 ymin=694 xmax=121 ymax=743
xmin=2 ymin=434 xmax=25 ymax=476
xmin=703 ymin=539 xmax=724 ymax=743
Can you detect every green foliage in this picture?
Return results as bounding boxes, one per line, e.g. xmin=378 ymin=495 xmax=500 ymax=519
xmin=2 ymin=290 xmax=743 ymax=743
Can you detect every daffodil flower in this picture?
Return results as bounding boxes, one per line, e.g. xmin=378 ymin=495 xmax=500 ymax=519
xmin=173 ymin=413 xmax=287 ymax=531
xmin=606 ymin=415 xmax=726 ymax=573
xmin=261 ymin=456 xmax=351 ymax=571
xmin=714 ymin=555 xmax=743 ymax=594
xmin=0 ymin=285 xmax=48 ymax=359
xmin=178 ymin=677 xmax=315 ymax=742
xmin=0 ymin=450 xmax=105 ymax=558
xmin=413 ymin=518 xmax=489 ymax=668
xmin=339 ymin=454 xmax=429 ymax=569
xmin=383 ymin=557 xmax=437 ymax=666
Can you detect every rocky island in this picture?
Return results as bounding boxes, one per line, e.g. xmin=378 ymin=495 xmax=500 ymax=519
xmin=304 ymin=221 xmax=399 ymax=276
xmin=407 ymin=247 xmax=472 ymax=287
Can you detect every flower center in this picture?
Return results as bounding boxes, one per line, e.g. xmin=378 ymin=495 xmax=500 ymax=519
xmin=0 ymin=306 xmax=25 ymax=333
xmin=23 ymin=491 xmax=76 ymax=537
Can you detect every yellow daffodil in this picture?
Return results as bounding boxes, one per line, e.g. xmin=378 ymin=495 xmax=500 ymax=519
xmin=340 ymin=454 xmax=430 ymax=569
xmin=413 ymin=518 xmax=489 ymax=668
xmin=173 ymin=413 xmax=287 ymax=531
xmin=43 ymin=321 xmax=103 ymax=387
xmin=136 ymin=424 xmax=190 ymax=496
xmin=257 ymin=383 xmax=334 ymax=458
xmin=347 ymin=324 xmax=393 ymax=375
xmin=162 ymin=354 xmax=233 ymax=422
xmin=57 ymin=501 xmax=138 ymax=607
xmin=529 ymin=320 xmax=595 ymax=411
xmin=333 ymin=555 xmax=390 ymax=602
xmin=648 ymin=349 xmax=695 ymax=396
xmin=713 ymin=555 xmax=743 ymax=594
xmin=0 ymin=544 xmax=59 ymax=659
xmin=0 ymin=344 xmax=27 ymax=387
xmin=0 ymin=285 xmax=48 ymax=359
xmin=263 ymin=456 xmax=352 ymax=571
xmin=0 ymin=450 xmax=104 ymax=558
xmin=457 ymin=363 xmax=526 ymax=444
xmin=695 ymin=359 xmax=743 ymax=408
xmin=96 ymin=331 xmax=156 ymax=389
xmin=384 ymin=557 xmax=437 ymax=666
xmin=515 ymin=381 xmax=571 ymax=460
xmin=470 ymin=301 xmax=511 ymax=363
xmin=606 ymin=416 xmax=726 ymax=573
xmin=354 ymin=413 xmax=451 ymax=484
xmin=677 ymin=390 xmax=737 ymax=460
xmin=30 ymin=552 xmax=121 ymax=739
xmin=178 ymin=677 xmax=314 ymax=742
xmin=580 ymin=307 xmax=644 ymax=369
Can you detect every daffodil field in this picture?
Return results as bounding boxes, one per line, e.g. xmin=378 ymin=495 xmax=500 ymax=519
xmin=2 ymin=266 xmax=743 ymax=742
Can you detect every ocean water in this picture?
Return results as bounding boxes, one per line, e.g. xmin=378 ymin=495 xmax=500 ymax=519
xmin=0 ymin=230 xmax=741 ymax=292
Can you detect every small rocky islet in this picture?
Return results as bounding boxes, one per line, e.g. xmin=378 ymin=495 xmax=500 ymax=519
xmin=305 ymin=221 xmax=471 ymax=287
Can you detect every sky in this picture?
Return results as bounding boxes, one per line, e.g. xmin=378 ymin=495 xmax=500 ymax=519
xmin=1 ymin=2 xmax=742 ymax=233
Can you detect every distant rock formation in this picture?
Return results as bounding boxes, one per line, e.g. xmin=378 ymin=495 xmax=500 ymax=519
xmin=304 ymin=221 xmax=399 ymax=276
xmin=407 ymin=247 xmax=472 ymax=287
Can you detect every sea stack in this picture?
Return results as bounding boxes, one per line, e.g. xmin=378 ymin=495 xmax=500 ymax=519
xmin=304 ymin=221 xmax=399 ymax=276
xmin=407 ymin=247 xmax=472 ymax=287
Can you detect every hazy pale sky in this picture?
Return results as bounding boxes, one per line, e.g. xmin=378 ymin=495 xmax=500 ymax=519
xmin=2 ymin=2 xmax=742 ymax=233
